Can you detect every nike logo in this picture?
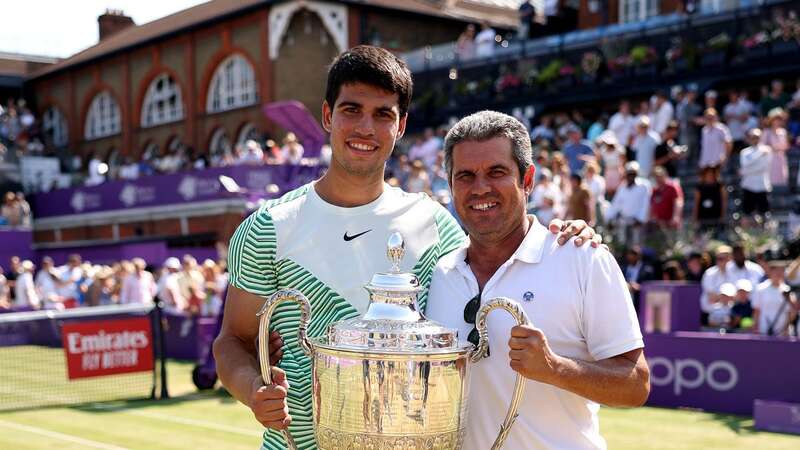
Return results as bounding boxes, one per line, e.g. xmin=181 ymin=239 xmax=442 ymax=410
xmin=343 ymin=229 xmax=372 ymax=241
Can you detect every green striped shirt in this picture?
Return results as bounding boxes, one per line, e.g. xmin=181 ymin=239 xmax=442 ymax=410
xmin=227 ymin=183 xmax=465 ymax=449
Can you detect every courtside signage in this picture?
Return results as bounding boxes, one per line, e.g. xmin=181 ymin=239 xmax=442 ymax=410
xmin=61 ymin=318 xmax=154 ymax=379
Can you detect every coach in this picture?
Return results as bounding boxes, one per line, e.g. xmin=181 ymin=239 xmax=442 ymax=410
xmin=426 ymin=111 xmax=650 ymax=450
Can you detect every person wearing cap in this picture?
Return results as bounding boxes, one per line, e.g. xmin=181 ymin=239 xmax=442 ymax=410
xmin=563 ymin=124 xmax=595 ymax=175
xmin=699 ymin=246 xmax=736 ymax=326
xmin=631 ymin=115 xmax=661 ymax=177
xmin=157 ymin=257 xmax=186 ymax=310
xmin=649 ymin=90 xmax=674 ymax=136
xmin=699 ymin=108 xmax=732 ymax=169
xmin=593 ymin=132 xmax=624 ymax=196
xmin=752 ymin=261 xmax=796 ymax=336
xmin=14 ymin=260 xmax=39 ymax=309
xmin=280 ymin=132 xmax=305 ymax=165
xmin=739 ymin=128 xmax=772 ymax=218
xmin=761 ymin=107 xmax=790 ymax=187
xmin=708 ymin=282 xmax=736 ymax=328
xmin=607 ymin=161 xmax=651 ymax=246
xmin=649 ymin=166 xmax=683 ymax=229
xmin=730 ymin=279 xmax=754 ymax=329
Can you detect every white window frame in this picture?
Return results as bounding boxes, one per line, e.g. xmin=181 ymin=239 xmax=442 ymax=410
xmin=237 ymin=122 xmax=260 ymax=145
xmin=141 ymin=73 xmax=184 ymax=128
xmin=619 ymin=0 xmax=659 ymax=24
xmin=43 ymin=106 xmax=68 ymax=147
xmin=84 ymin=91 xmax=121 ymax=140
xmin=209 ymin=128 xmax=232 ymax=157
xmin=206 ymin=54 xmax=258 ymax=113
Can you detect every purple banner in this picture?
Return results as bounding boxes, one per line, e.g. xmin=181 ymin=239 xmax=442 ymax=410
xmin=639 ymin=282 xmax=702 ymax=333
xmin=0 ymin=230 xmax=34 ymax=272
xmin=32 ymin=164 xmax=323 ymax=218
xmin=754 ymin=400 xmax=800 ymax=434
xmin=263 ymin=100 xmax=325 ymax=157
xmin=645 ymin=332 xmax=800 ymax=415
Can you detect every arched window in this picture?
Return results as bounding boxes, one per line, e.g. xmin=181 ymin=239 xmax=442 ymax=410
xmin=43 ymin=107 xmax=68 ymax=147
xmin=141 ymin=73 xmax=184 ymax=127
xmin=209 ymin=128 xmax=232 ymax=157
xmin=237 ymin=123 xmax=260 ymax=145
xmin=206 ymin=54 xmax=258 ymax=113
xmin=84 ymin=91 xmax=121 ymax=140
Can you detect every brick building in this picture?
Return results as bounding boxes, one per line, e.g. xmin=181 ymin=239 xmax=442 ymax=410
xmin=27 ymin=0 xmax=517 ymax=164
xmin=25 ymin=0 xmax=517 ymax=251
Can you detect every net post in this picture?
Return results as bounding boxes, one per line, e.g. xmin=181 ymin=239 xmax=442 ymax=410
xmin=155 ymin=300 xmax=170 ymax=399
xmin=149 ymin=304 xmax=157 ymax=400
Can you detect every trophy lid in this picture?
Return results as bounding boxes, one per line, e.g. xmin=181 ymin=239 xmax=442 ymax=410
xmin=325 ymin=232 xmax=460 ymax=352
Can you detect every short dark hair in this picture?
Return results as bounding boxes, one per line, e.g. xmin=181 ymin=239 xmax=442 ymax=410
xmin=325 ymin=45 xmax=413 ymax=117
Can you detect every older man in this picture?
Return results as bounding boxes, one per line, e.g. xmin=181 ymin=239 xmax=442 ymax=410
xmin=426 ymin=110 xmax=649 ymax=450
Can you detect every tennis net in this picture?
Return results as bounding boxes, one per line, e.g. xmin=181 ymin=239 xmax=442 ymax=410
xmin=0 ymin=303 xmax=168 ymax=411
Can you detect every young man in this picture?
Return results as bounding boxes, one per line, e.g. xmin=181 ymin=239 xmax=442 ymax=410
xmin=426 ymin=111 xmax=649 ymax=449
xmin=213 ymin=46 xmax=598 ymax=450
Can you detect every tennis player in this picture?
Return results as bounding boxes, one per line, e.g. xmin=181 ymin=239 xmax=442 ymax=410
xmin=213 ymin=46 xmax=600 ymax=450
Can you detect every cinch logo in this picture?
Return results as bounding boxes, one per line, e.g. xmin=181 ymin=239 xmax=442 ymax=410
xmin=648 ymin=357 xmax=739 ymax=395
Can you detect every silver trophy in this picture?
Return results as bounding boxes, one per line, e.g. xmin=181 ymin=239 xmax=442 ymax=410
xmin=257 ymin=232 xmax=530 ymax=449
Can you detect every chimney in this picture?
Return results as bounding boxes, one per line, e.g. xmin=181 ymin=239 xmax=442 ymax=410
xmin=98 ymin=9 xmax=135 ymax=41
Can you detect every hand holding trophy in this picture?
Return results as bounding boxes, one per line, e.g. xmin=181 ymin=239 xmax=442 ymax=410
xmin=257 ymin=233 xmax=530 ymax=449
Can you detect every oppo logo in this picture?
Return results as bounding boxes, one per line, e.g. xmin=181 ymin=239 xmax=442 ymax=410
xmin=648 ymin=357 xmax=739 ymax=395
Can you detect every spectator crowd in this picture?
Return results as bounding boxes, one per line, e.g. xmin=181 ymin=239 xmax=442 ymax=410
xmin=0 ymin=254 xmax=226 ymax=317
xmin=0 ymin=191 xmax=31 ymax=228
xmin=388 ymin=76 xmax=800 ymax=336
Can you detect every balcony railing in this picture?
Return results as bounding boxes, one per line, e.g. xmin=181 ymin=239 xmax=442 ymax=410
xmin=404 ymin=0 xmax=800 ymax=128
xmin=402 ymin=0 xmax=791 ymax=73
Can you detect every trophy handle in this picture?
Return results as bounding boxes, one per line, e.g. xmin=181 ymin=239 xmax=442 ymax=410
xmin=256 ymin=289 xmax=313 ymax=450
xmin=469 ymin=297 xmax=531 ymax=450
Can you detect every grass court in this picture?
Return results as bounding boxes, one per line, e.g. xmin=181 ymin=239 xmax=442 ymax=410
xmin=0 ymin=360 xmax=798 ymax=449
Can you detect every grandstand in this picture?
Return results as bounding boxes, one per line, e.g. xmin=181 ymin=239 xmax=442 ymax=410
xmin=1 ymin=0 xmax=800 ymax=448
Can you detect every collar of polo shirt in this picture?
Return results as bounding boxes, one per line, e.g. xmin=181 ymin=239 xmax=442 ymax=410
xmin=445 ymin=215 xmax=549 ymax=272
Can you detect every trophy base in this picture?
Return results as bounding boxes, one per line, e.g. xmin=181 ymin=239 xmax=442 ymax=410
xmin=316 ymin=426 xmax=465 ymax=449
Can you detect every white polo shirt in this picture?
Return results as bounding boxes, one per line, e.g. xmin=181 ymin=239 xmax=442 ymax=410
xmin=426 ymin=217 xmax=643 ymax=450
